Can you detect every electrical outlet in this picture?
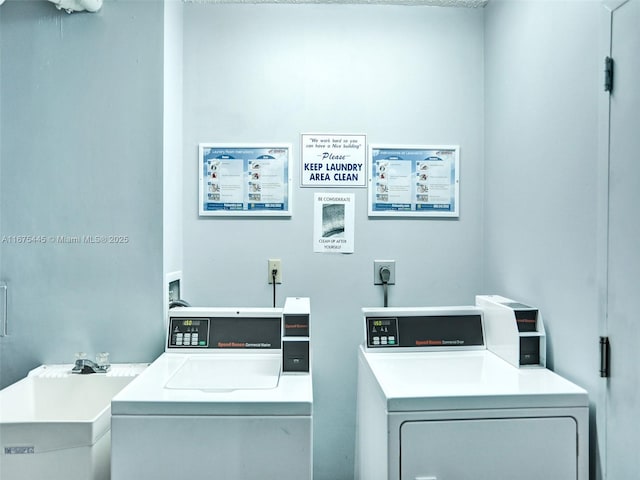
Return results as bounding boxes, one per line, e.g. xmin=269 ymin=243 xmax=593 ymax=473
xmin=268 ymin=259 xmax=282 ymax=284
xmin=374 ymin=260 xmax=396 ymax=285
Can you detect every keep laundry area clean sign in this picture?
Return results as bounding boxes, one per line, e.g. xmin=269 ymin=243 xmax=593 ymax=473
xmin=301 ymin=134 xmax=366 ymax=187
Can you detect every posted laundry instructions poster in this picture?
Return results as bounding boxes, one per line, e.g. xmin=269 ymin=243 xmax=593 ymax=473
xmin=313 ymin=193 xmax=355 ymax=253
xmin=199 ymin=144 xmax=292 ymax=216
xmin=368 ymin=145 xmax=459 ymax=217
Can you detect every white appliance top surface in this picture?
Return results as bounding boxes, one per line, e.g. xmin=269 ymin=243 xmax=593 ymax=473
xmin=112 ymin=352 xmax=312 ymax=416
xmin=164 ymin=354 xmax=281 ymax=390
xmin=360 ymin=346 xmax=588 ymax=412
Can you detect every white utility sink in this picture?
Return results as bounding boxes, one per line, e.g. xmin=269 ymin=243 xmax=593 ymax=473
xmin=0 ymin=363 xmax=147 ymax=480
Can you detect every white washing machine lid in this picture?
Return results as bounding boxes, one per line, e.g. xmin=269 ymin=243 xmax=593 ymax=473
xmin=360 ymin=345 xmax=588 ymax=412
xmin=164 ymin=354 xmax=281 ymax=390
xmin=112 ymin=352 xmax=312 ymax=416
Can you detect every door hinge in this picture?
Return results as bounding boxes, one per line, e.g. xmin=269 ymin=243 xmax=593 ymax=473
xmin=600 ymin=336 xmax=611 ymax=378
xmin=604 ymin=56 xmax=614 ymax=93
xmin=0 ymin=282 xmax=7 ymax=337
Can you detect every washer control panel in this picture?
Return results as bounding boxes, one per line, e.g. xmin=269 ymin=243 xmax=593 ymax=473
xmin=167 ymin=313 xmax=282 ymax=351
xmin=169 ymin=318 xmax=210 ymax=348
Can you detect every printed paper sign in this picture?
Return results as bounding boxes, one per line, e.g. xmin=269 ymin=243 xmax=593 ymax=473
xmin=313 ymin=193 xmax=355 ymax=253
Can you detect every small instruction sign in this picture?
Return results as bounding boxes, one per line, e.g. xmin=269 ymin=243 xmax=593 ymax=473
xmin=313 ymin=193 xmax=355 ymax=254
xmin=301 ymin=134 xmax=366 ymax=187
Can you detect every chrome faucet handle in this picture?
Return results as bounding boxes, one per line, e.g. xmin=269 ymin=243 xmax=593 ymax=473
xmin=71 ymin=357 xmax=111 ymax=374
xmin=96 ymin=352 xmax=110 ymax=367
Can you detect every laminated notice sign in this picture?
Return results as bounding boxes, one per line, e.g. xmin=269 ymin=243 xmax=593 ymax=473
xmin=301 ymin=134 xmax=366 ymax=187
xmin=368 ymin=145 xmax=459 ymax=217
xmin=199 ymin=144 xmax=292 ymax=217
xmin=313 ymin=193 xmax=355 ymax=253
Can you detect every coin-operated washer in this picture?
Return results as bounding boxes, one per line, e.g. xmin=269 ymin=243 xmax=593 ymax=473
xmin=355 ymin=303 xmax=588 ymax=480
xmin=111 ymin=298 xmax=312 ymax=480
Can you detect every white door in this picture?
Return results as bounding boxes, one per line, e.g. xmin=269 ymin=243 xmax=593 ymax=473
xmin=400 ymin=417 xmax=578 ymax=480
xmin=605 ymin=0 xmax=640 ymax=477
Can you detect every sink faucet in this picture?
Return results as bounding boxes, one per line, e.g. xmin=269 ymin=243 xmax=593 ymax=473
xmin=72 ymin=357 xmax=111 ymax=374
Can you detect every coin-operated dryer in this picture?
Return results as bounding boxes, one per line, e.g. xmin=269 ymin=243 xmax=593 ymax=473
xmin=354 ymin=305 xmax=588 ymax=480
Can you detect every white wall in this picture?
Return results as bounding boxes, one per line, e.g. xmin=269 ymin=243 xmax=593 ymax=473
xmin=182 ymin=5 xmax=484 ymax=479
xmin=0 ymin=0 xmax=166 ymax=387
xmin=484 ymin=1 xmax=603 ymax=477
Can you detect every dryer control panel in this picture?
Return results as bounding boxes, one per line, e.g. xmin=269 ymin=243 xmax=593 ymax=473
xmin=364 ymin=307 xmax=484 ymax=350
xmin=367 ymin=317 xmax=399 ymax=346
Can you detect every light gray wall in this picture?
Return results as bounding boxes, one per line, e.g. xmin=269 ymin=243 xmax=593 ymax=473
xmin=0 ymin=0 xmax=166 ymax=388
xmin=484 ymin=1 xmax=603 ymax=477
xmin=182 ymin=5 xmax=484 ymax=479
